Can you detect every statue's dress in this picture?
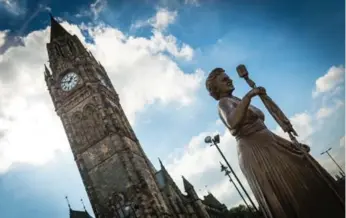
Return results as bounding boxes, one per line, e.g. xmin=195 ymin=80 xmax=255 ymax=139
xmin=218 ymin=96 xmax=344 ymax=218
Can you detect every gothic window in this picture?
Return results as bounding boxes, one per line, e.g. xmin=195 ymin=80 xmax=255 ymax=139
xmin=71 ymin=112 xmax=87 ymax=145
xmin=83 ymin=106 xmax=95 ymax=143
xmin=67 ymin=40 xmax=76 ymax=54
xmin=83 ymin=104 xmax=105 ymax=144
xmin=55 ymin=44 xmax=63 ymax=57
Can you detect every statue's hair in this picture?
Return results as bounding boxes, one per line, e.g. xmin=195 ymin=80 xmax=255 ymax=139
xmin=206 ymin=68 xmax=225 ymax=100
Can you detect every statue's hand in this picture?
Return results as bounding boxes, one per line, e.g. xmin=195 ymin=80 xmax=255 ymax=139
xmin=247 ymin=86 xmax=267 ymax=98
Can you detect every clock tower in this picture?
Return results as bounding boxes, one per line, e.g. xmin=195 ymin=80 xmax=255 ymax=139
xmin=44 ymin=15 xmax=171 ymax=217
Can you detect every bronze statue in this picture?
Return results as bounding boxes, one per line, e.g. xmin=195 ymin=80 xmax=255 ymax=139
xmin=206 ymin=66 xmax=345 ymax=218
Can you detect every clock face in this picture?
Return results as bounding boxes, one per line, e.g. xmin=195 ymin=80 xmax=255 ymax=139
xmin=61 ymin=72 xmax=79 ymax=91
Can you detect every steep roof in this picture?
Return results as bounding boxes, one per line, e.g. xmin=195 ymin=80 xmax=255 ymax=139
xmin=202 ymin=193 xmax=226 ymax=210
xmin=70 ymin=209 xmax=93 ymax=218
xmin=182 ymin=176 xmax=194 ymax=191
xmin=49 ymin=13 xmax=71 ymax=42
xmin=157 ymin=158 xmax=176 ymax=186
xmin=155 ymin=170 xmax=166 ymax=189
xmin=155 ymin=159 xmax=185 ymax=196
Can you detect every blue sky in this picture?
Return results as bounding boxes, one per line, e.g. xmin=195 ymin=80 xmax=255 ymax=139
xmin=0 ymin=0 xmax=344 ymax=217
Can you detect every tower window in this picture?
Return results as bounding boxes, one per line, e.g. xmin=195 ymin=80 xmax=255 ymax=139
xmin=67 ymin=40 xmax=76 ymax=54
xmin=82 ymin=105 xmax=105 ymax=144
xmin=71 ymin=112 xmax=87 ymax=146
xmin=55 ymin=44 xmax=63 ymax=57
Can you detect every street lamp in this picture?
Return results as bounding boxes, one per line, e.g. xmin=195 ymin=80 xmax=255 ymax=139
xmin=220 ymin=162 xmax=252 ymax=212
xmin=205 ymin=134 xmax=259 ymax=213
xmin=321 ymin=147 xmax=345 ymax=176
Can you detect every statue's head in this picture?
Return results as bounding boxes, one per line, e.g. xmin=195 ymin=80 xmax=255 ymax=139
xmin=206 ymin=68 xmax=235 ymax=100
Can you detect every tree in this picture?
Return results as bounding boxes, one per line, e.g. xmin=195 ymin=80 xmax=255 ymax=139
xmin=228 ymin=204 xmax=263 ymax=218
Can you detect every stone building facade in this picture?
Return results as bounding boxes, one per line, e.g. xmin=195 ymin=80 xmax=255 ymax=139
xmin=45 ymin=15 xmax=228 ymax=218
xmin=154 ymin=160 xmax=229 ymax=218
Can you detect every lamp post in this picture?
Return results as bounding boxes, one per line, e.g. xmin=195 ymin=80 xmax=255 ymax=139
xmin=205 ymin=134 xmax=259 ymax=213
xmin=321 ymin=147 xmax=345 ymax=176
xmin=220 ymin=162 xmax=252 ymax=212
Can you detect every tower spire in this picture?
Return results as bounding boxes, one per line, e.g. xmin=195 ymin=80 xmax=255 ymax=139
xmin=44 ymin=64 xmax=51 ymax=76
xmin=182 ymin=176 xmax=194 ymax=191
xmin=65 ymin=196 xmax=71 ymax=210
xmin=158 ymin=158 xmax=164 ymax=169
xmin=81 ymin=199 xmax=87 ymax=212
xmin=49 ymin=13 xmax=71 ymax=42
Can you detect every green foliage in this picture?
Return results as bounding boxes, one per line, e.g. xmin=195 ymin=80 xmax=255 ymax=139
xmin=227 ymin=204 xmax=263 ymax=218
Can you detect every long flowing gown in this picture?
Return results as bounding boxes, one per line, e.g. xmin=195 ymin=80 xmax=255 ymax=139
xmin=218 ymin=96 xmax=345 ymax=218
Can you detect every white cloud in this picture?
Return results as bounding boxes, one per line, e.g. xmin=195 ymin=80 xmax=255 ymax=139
xmin=0 ymin=30 xmax=8 ymax=48
xmin=90 ymin=0 xmax=107 ymax=20
xmin=152 ymin=9 xmax=177 ymax=31
xmin=316 ymin=107 xmax=333 ymax=119
xmin=313 ymin=65 xmax=345 ymax=98
xmin=274 ymin=111 xmax=315 ymax=144
xmin=148 ymin=30 xmax=194 ymax=60
xmin=184 ymin=0 xmax=200 ymax=6
xmin=76 ymin=0 xmax=107 ymax=20
xmin=130 ymin=9 xmax=193 ymax=61
xmin=315 ymin=100 xmax=344 ymax=120
xmin=132 ymin=8 xmax=178 ymax=32
xmin=215 ymin=119 xmax=223 ymax=126
xmin=39 ymin=4 xmax=51 ymax=12
xmin=0 ymin=0 xmax=25 ymax=15
xmin=340 ymin=136 xmax=345 ymax=148
xmin=0 ymin=19 xmax=202 ymax=173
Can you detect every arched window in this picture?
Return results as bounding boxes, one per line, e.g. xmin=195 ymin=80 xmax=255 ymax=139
xmin=83 ymin=104 xmax=105 ymax=144
xmin=55 ymin=44 xmax=63 ymax=57
xmin=67 ymin=40 xmax=76 ymax=54
xmin=83 ymin=105 xmax=95 ymax=143
xmin=71 ymin=112 xmax=86 ymax=145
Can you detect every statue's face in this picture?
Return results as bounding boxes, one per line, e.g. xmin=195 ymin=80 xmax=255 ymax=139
xmin=215 ymin=72 xmax=234 ymax=95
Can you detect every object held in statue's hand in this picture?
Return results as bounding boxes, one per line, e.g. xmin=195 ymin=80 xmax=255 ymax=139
xmin=236 ymin=64 xmax=248 ymax=77
xmin=236 ymin=64 xmax=256 ymax=88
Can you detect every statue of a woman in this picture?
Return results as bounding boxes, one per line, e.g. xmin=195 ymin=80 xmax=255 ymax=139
xmin=206 ymin=68 xmax=344 ymax=218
